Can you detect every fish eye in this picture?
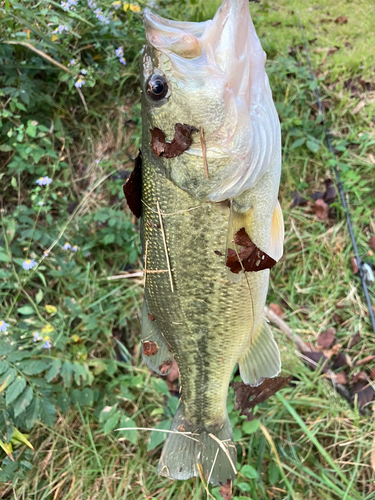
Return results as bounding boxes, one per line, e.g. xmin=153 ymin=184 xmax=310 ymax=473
xmin=146 ymin=74 xmax=168 ymax=101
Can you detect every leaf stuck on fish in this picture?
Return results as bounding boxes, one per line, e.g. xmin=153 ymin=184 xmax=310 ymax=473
xmin=123 ymin=150 xmax=142 ymax=218
xmin=150 ymin=123 xmax=197 ymax=159
xmin=233 ymin=376 xmax=292 ymax=420
xmin=219 ymin=479 xmax=232 ymax=500
xmin=226 ymin=228 xmax=277 ymax=274
xmin=142 ymin=341 xmax=159 ymax=357
xmin=159 ymin=359 xmax=173 ymax=375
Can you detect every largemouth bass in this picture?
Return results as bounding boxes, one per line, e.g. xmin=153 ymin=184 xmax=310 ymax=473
xmin=136 ymin=0 xmax=284 ymax=487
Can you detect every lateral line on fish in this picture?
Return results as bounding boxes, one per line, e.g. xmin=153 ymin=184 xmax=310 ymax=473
xmin=142 ymin=198 xmax=205 ymax=217
xmin=144 ymin=239 xmax=149 ymax=288
xmin=157 ymin=200 xmax=174 ymax=293
xmin=208 ymin=433 xmax=237 ymax=475
xmin=199 ymin=126 xmax=209 ymax=179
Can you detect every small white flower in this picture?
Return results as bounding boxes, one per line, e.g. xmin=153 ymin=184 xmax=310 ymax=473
xmin=81 ymin=69 xmax=87 ymax=75
xmin=63 ymin=242 xmax=71 ymax=250
xmin=42 ymin=340 xmax=52 ymax=349
xmin=71 ymin=245 xmax=78 ymax=252
xmin=75 ymin=78 xmax=85 ymax=88
xmin=33 ymin=331 xmax=42 ymax=342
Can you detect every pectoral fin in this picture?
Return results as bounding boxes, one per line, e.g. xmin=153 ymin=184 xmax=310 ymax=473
xmin=141 ymin=301 xmax=174 ymax=376
xmin=269 ymin=200 xmax=284 ymax=262
xmin=238 ymin=319 xmax=281 ymax=386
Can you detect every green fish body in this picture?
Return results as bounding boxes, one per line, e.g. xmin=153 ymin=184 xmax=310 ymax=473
xmin=138 ymin=0 xmax=284 ymax=486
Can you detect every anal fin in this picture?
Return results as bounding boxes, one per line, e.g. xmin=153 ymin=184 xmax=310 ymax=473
xmin=141 ymin=300 xmax=174 ymax=376
xmin=238 ymin=319 xmax=280 ymax=386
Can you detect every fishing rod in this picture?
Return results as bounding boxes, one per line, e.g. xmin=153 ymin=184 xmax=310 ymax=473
xmin=297 ymin=16 xmax=375 ymax=335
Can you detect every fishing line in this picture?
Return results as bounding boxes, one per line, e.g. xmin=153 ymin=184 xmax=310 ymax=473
xmin=297 ymin=16 xmax=375 ymax=335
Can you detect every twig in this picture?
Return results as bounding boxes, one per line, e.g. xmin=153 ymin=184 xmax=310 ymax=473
xmin=199 ymin=127 xmax=209 ymax=179
xmin=208 ymin=433 xmax=237 ymax=476
xmin=106 ymin=272 xmax=144 ymax=280
xmin=156 ymin=201 xmax=174 ymax=293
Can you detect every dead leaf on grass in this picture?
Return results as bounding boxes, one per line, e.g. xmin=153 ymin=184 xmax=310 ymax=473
xmin=352 ymin=101 xmax=366 ymax=115
xmin=369 ymin=237 xmax=375 ymax=252
xmin=233 ymin=376 xmax=292 ymax=420
xmin=219 ymin=479 xmax=232 ymax=500
xmin=332 ymin=352 xmax=349 ymax=370
xmin=355 ymin=355 xmax=375 ymax=367
xmin=317 ymin=327 xmax=336 ymax=348
xmin=323 ymin=179 xmax=337 ymax=204
xmin=348 ymin=332 xmax=361 ymax=348
xmin=269 ymin=303 xmax=284 ymax=317
xmin=304 ymin=352 xmax=330 ymax=373
xmin=291 ymin=191 xmax=308 ymax=208
xmin=313 ymin=199 xmax=329 ymax=220
xmin=335 ymin=16 xmax=347 ymax=24
xmin=352 ymin=379 xmax=374 ymax=408
xmin=351 ymin=256 xmax=359 ymax=274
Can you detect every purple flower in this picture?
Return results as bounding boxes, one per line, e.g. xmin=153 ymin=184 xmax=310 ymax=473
xmin=75 ymin=78 xmax=85 ymax=88
xmin=71 ymin=245 xmax=78 ymax=252
xmin=115 ymin=47 xmax=124 ymax=57
xmin=42 ymin=340 xmax=52 ymax=349
xmin=53 ymin=25 xmax=69 ymax=34
xmin=33 ymin=331 xmax=42 ymax=342
xmin=81 ymin=69 xmax=87 ymax=75
xmin=68 ymin=59 xmax=76 ymax=66
xmin=22 ymin=259 xmax=37 ymax=270
xmin=0 ymin=320 xmax=10 ymax=332
xmin=61 ymin=1 xmax=70 ymax=10
xmin=36 ymin=176 xmax=53 ymax=186
xmin=63 ymin=242 xmax=71 ymax=250
xmin=112 ymin=1 xmax=121 ymax=9
xmin=119 ymin=57 xmax=127 ymax=65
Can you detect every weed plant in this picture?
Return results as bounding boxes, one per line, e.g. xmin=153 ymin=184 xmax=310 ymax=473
xmin=0 ymin=0 xmax=374 ymax=498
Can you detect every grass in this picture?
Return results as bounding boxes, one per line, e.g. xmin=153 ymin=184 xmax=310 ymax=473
xmin=1 ymin=0 xmax=375 ymax=498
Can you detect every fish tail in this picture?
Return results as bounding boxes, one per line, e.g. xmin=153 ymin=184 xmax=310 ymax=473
xmin=158 ymin=406 xmax=236 ymax=486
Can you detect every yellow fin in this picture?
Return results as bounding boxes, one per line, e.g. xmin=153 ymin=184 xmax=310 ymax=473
xmin=269 ymin=200 xmax=284 ymax=262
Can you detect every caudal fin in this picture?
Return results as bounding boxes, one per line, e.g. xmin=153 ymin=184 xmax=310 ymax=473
xmin=158 ymin=406 xmax=236 ymax=486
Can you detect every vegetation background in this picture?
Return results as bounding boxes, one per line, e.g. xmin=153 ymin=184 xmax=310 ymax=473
xmin=0 ymin=0 xmax=375 ymax=498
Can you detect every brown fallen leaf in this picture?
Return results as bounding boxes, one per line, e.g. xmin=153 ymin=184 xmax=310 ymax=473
xmin=159 ymin=360 xmax=173 ymax=375
xmin=323 ymin=179 xmax=337 ymax=205
xmin=327 ymin=46 xmax=340 ymax=55
xmin=150 ymin=123 xmax=197 ymax=159
xmin=352 ymin=101 xmax=366 ymax=115
xmin=123 ymin=150 xmax=142 ymax=218
xmin=348 ymin=332 xmax=361 ymax=349
xmin=304 ymin=352 xmax=330 ymax=373
xmin=313 ymin=199 xmax=329 ymax=220
xmin=226 ymin=228 xmax=277 ymax=274
xmin=317 ymin=327 xmax=336 ymax=348
xmin=219 ymin=479 xmax=232 ymax=500
xmin=291 ymin=191 xmax=308 ymax=208
xmin=335 ymin=372 xmax=348 ymax=385
xmin=369 ymin=237 xmax=375 ymax=252
xmin=353 ymin=371 xmax=367 ymax=384
xmin=269 ymin=303 xmax=284 ymax=317
xmin=351 ymin=256 xmax=359 ymax=274
xmin=166 ymin=360 xmax=179 ymax=383
xmin=335 ymin=16 xmax=347 ymax=24
xmin=352 ymin=379 xmax=374 ymax=408
xmin=355 ymin=355 xmax=375 ymax=367
xmin=233 ymin=376 xmax=292 ymax=420
xmin=332 ymin=352 xmax=348 ymax=370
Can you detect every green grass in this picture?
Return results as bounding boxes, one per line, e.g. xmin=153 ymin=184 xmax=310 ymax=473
xmin=1 ymin=0 xmax=375 ymax=498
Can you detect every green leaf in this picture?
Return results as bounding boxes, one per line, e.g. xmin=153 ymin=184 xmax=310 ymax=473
xmin=61 ymin=361 xmax=73 ymax=388
xmin=0 ymin=368 xmax=16 ymax=390
xmin=21 ymin=359 xmax=50 ymax=375
xmin=268 ymin=461 xmax=280 ymax=485
xmin=45 ymin=358 xmax=62 ymax=382
xmin=0 ymin=461 xmax=18 ymax=481
xmin=306 ymin=140 xmax=320 ymax=153
xmin=147 ymin=420 xmax=171 ymax=451
xmin=26 ymin=121 xmax=37 ymax=137
xmin=6 ymin=376 xmax=26 ymax=406
xmin=58 ymin=392 xmax=71 ymax=413
xmin=39 ymin=398 xmax=56 ymax=426
xmin=103 ymin=410 xmax=121 ymax=435
xmin=0 ymin=360 xmax=9 ymax=376
xmin=241 ymin=464 xmax=258 ymax=479
xmin=24 ymin=398 xmax=40 ymax=430
xmin=117 ymin=416 xmax=138 ymax=444
xmin=0 ymin=252 xmax=11 ymax=262
xmin=237 ymin=481 xmax=252 ymax=492
xmin=13 ymin=386 xmax=33 ymax=417
xmin=242 ymin=419 xmax=260 ymax=435
xmin=290 ymin=137 xmax=306 ymax=149
xmin=35 ymin=289 xmax=43 ymax=304
xmin=71 ymin=388 xmax=94 ymax=407
xmin=0 ymin=144 xmax=13 ymax=152
xmin=17 ymin=305 xmax=35 ymax=315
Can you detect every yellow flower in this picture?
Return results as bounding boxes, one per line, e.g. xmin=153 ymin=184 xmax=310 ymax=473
xmin=123 ymin=2 xmax=140 ymax=12
xmin=41 ymin=324 xmax=54 ymax=334
xmin=45 ymin=305 xmax=57 ymax=314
